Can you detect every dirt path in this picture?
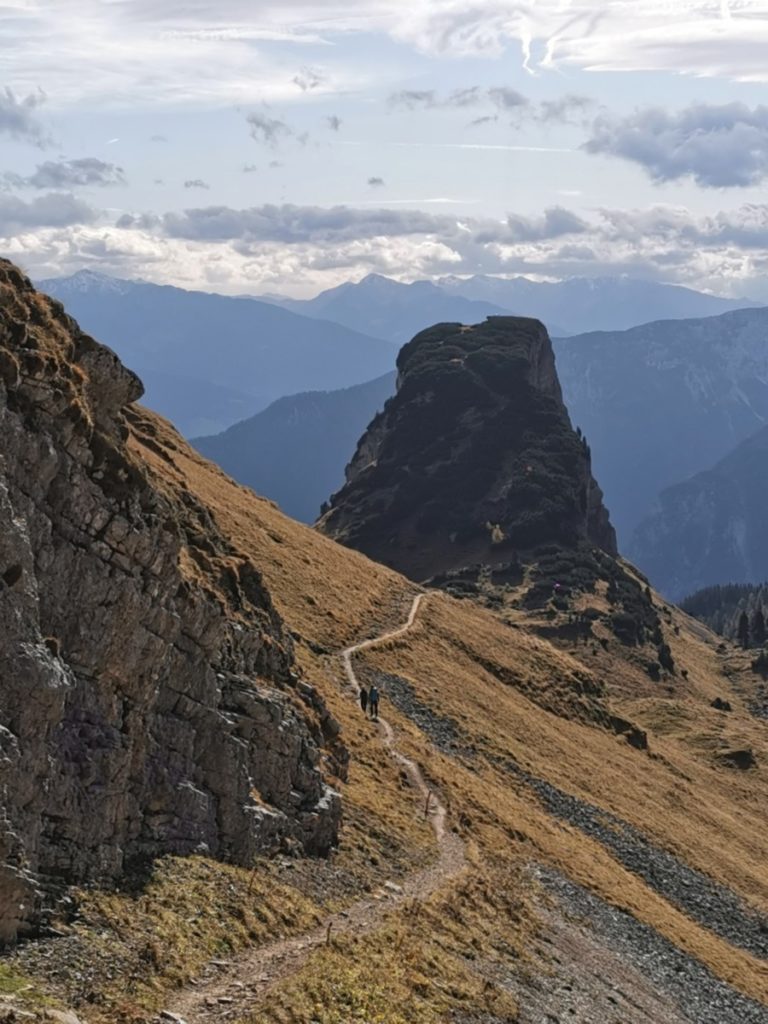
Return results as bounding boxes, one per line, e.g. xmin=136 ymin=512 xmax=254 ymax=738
xmin=162 ymin=594 xmax=465 ymax=1024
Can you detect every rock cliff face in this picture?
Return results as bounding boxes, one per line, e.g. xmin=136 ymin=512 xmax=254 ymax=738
xmin=318 ymin=317 xmax=616 ymax=580
xmin=0 ymin=261 xmax=340 ymax=944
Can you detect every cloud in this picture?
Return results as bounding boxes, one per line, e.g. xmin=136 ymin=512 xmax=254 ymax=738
xmin=585 ymin=103 xmax=768 ymax=188
xmin=247 ymin=112 xmax=293 ymax=146
xmin=447 ymin=86 xmax=483 ymax=107
xmin=292 ymin=66 xmax=325 ymax=91
xmin=388 ymin=84 xmax=589 ymax=123
xmin=242 ymin=163 xmax=259 ymax=173
xmin=469 ymin=115 xmax=498 ymax=128
xmin=4 ymin=158 xmax=125 ymax=190
xmin=0 ymin=88 xmax=48 ymax=146
xmin=3 ymin=1 xmax=768 ymax=117
xmin=160 ymin=203 xmax=459 ymax=244
xmin=326 ymin=115 xmax=343 ymax=131
xmin=0 ymin=193 xmax=98 ymax=235
xmin=488 ymin=86 xmax=528 ymax=111
xmin=388 ymin=89 xmax=437 ymax=110
xmin=184 ymin=179 xmax=211 ymax=190
xmin=537 ymin=94 xmax=595 ymax=124
xmin=476 ymin=206 xmax=589 ymax=243
xmin=17 ymin=196 xmax=768 ymax=302
xmin=367 ymin=176 xmax=385 ymax=187
xmin=389 ymin=85 xmax=528 ymax=112
xmin=150 ymin=133 xmax=168 ymax=142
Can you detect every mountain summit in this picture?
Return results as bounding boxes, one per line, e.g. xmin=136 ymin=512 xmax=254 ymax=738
xmin=318 ymin=316 xmax=616 ymax=580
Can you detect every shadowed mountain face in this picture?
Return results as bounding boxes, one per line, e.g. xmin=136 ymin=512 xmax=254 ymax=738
xmin=628 ymin=426 xmax=768 ymax=601
xmin=38 ymin=270 xmax=396 ymax=436
xmin=318 ymin=317 xmax=616 ymax=581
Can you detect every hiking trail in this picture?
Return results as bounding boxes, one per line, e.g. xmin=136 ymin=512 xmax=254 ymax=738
xmin=162 ymin=593 xmax=465 ymax=1024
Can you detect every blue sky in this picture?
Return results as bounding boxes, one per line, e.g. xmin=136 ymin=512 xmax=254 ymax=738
xmin=4 ymin=0 xmax=768 ymax=296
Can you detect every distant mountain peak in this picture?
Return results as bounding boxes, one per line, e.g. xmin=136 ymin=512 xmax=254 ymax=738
xmin=41 ymin=268 xmax=137 ymax=296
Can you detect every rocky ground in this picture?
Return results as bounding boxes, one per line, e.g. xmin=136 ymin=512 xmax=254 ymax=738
xmin=492 ymin=757 xmax=768 ymax=960
xmin=366 ymin=671 xmax=474 ymax=759
xmin=379 ymin=659 xmax=768 ymax=960
xmin=517 ymin=868 xmax=768 ymax=1024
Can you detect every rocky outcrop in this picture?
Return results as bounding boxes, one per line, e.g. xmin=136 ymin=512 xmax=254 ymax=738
xmin=0 ymin=261 xmax=341 ymax=944
xmin=318 ymin=316 xmax=616 ymax=580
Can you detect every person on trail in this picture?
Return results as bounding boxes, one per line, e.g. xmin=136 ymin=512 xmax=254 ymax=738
xmin=359 ymin=686 xmax=369 ymax=715
xmin=369 ymin=684 xmax=380 ymax=720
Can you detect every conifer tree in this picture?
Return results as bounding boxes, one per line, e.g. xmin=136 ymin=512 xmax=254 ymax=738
xmin=752 ymin=606 xmax=766 ymax=647
xmin=738 ymin=610 xmax=750 ymax=649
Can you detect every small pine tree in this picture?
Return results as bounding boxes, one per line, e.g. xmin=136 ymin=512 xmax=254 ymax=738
xmin=738 ymin=610 xmax=750 ymax=649
xmin=752 ymin=607 xmax=766 ymax=648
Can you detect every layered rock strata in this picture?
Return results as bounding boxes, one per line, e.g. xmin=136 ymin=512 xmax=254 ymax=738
xmin=0 ymin=261 xmax=340 ymax=943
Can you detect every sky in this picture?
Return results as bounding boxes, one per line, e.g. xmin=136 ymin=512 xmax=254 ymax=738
xmin=4 ymin=1 xmax=768 ymax=297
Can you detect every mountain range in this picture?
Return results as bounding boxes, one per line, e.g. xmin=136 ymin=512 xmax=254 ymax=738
xmin=266 ymin=274 xmax=566 ymax=344
xmin=268 ymin=272 xmax=758 ymax=341
xmin=437 ymin=273 xmax=759 ymax=334
xmin=39 ymin=270 xmax=396 ymax=436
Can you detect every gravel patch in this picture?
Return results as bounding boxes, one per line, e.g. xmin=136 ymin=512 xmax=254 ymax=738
xmin=536 ymin=867 xmax=768 ymax=1024
xmin=490 ymin=755 xmax=768 ymax=961
xmin=367 ymin=671 xmax=475 ymax=759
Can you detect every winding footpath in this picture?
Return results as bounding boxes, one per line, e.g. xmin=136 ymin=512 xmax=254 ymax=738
xmin=162 ymin=593 xmax=465 ymax=1024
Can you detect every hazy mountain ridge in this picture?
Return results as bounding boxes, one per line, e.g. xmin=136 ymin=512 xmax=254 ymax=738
xmin=266 ymin=271 xmax=758 ymax=340
xmin=193 ymin=372 xmax=396 ymax=523
xmin=266 ymin=274 xmax=540 ymax=344
xmin=629 ymin=425 xmax=768 ymax=600
xmin=556 ymin=306 xmax=768 ymax=541
xmin=39 ymin=271 xmax=397 ymax=436
xmin=438 ymin=273 xmax=760 ymax=334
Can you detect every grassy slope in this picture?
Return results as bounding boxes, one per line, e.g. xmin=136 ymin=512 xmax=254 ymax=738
xmin=12 ymin=404 xmax=768 ymax=1022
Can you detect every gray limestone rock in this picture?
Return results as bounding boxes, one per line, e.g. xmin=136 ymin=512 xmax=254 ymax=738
xmin=0 ymin=260 xmax=341 ymax=943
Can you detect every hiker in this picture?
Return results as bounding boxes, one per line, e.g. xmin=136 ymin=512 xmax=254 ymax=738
xmin=369 ymin=684 xmax=380 ymax=720
xmin=359 ymin=686 xmax=369 ymax=715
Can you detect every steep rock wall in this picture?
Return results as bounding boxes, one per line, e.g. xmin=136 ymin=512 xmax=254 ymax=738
xmin=0 ymin=261 xmax=340 ymax=943
xmin=319 ymin=316 xmax=616 ymax=580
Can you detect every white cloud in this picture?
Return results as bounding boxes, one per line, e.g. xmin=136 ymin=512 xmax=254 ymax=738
xmin=8 ymin=195 xmax=768 ymax=300
xmin=2 ymin=1 xmax=768 ymax=115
